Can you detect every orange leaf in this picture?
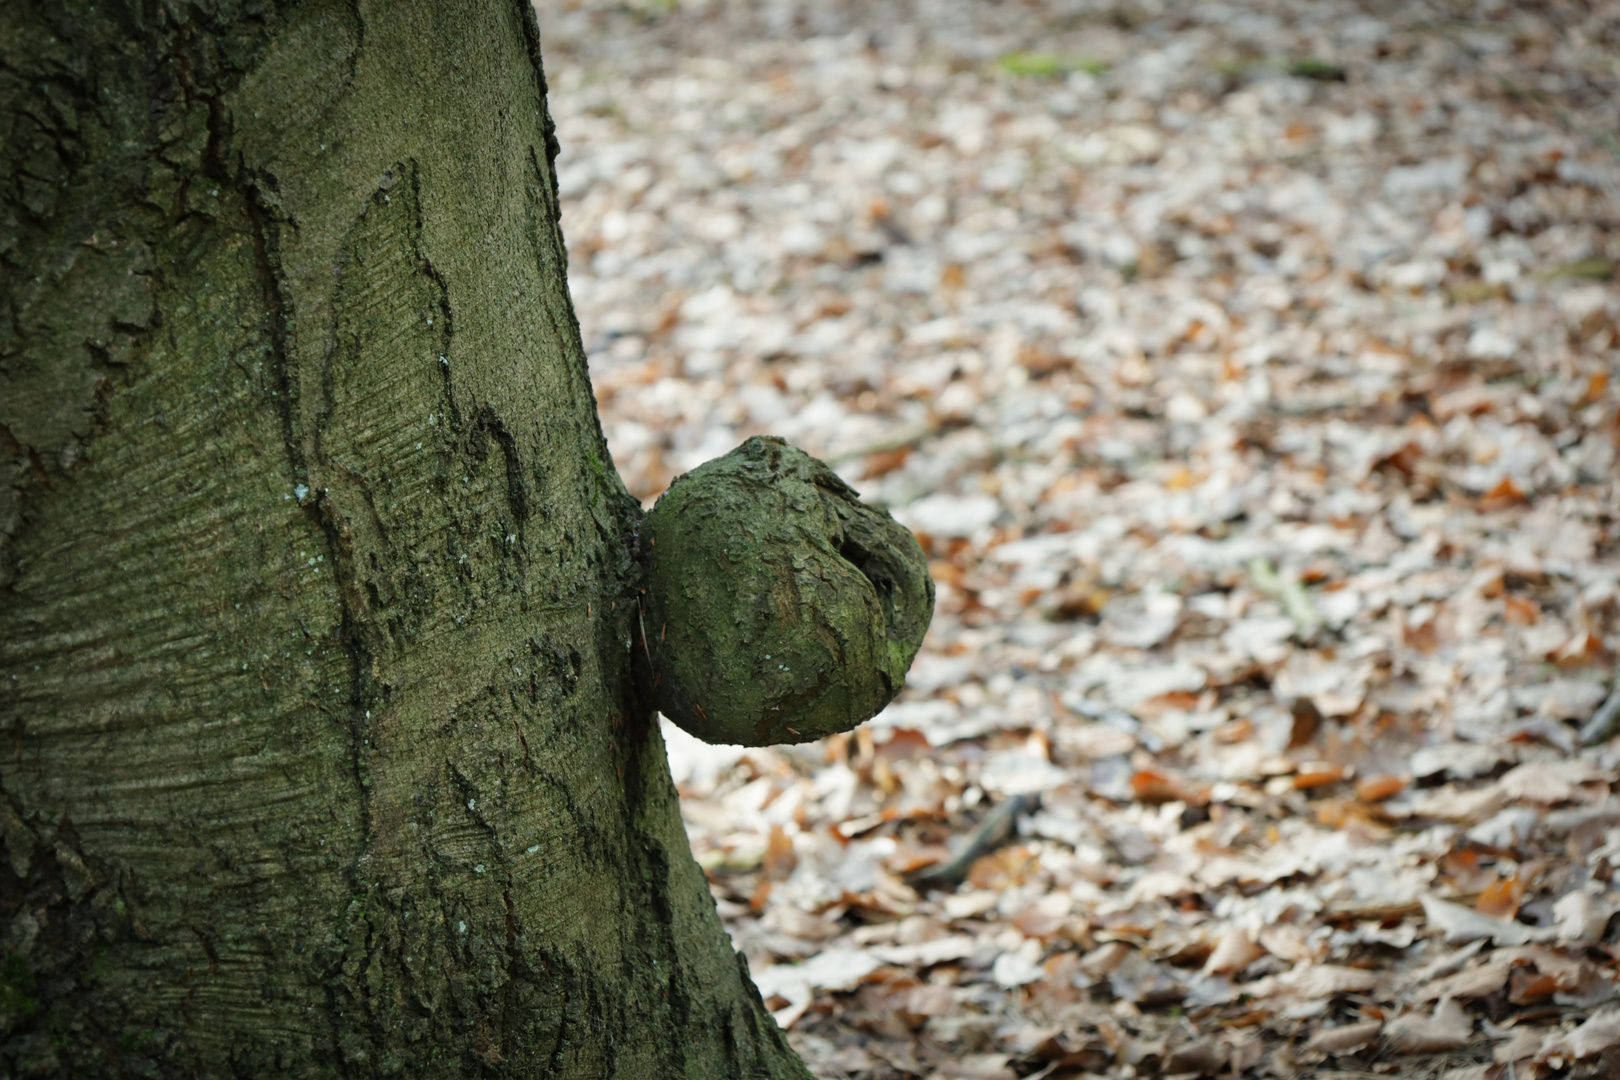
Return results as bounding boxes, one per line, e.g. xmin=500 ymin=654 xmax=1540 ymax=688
xmin=863 ymin=446 xmax=912 ymax=479
xmin=1503 ymin=594 xmax=1539 ymax=625
xmin=1355 ymin=774 xmax=1407 ymax=802
xmin=1130 ymin=768 xmax=1209 ymax=805
xmin=1508 ymin=970 xmax=1559 ymax=1004
xmin=1294 ymin=762 xmax=1348 ymax=790
xmin=1480 ymin=476 xmax=1527 ymax=511
xmin=764 ymin=825 xmax=798 ymax=881
xmin=1475 ymin=874 xmax=1523 ymax=919
xmin=967 ymin=844 xmax=1038 ymax=890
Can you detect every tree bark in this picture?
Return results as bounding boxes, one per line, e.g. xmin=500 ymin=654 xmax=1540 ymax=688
xmin=0 ymin=1 xmax=810 ymax=1075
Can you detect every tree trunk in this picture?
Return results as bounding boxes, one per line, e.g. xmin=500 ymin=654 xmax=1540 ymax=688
xmin=0 ymin=1 xmax=809 ymax=1075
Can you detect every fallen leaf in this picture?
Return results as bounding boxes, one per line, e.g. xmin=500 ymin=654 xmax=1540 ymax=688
xmin=764 ymin=824 xmax=798 ymax=879
xmin=1565 ymin=1007 xmax=1620 ymax=1059
xmin=1480 ymin=475 xmax=1527 ymax=511
xmin=869 ymin=936 xmax=977 ymax=967
xmin=1258 ymin=924 xmax=1321 ymax=965
xmin=1247 ymin=962 xmax=1378 ymax=1000
xmin=1508 ymin=968 xmax=1559 ymax=1003
xmin=1420 ymin=895 xmax=1553 ymax=946
xmin=1475 ymin=874 xmax=1523 ymax=919
xmin=1355 ymin=774 xmax=1407 ymax=801
xmin=1130 ymin=766 xmax=1209 ymax=805
xmin=1408 ymin=784 xmax=1508 ymax=824
xmin=1077 ymin=941 xmax=1132 ymax=980
xmin=1294 ymin=761 xmax=1348 ymax=789
xmin=1553 ymin=890 xmax=1618 ymax=943
xmin=1499 ymin=760 xmax=1604 ymax=803
xmin=931 ymin=1053 xmax=1016 ymax=1079
xmin=1306 ymin=1019 xmax=1382 ymax=1055
xmin=1109 ymin=950 xmax=1187 ymax=1004
xmin=1385 ymin=998 xmax=1473 ymax=1053
xmin=1417 ymin=959 xmax=1509 ymax=1001
xmin=1163 ymin=1038 xmax=1223 ymax=1075
xmin=1204 ymin=927 xmax=1264 ymax=975
xmin=1494 ymin=1027 xmax=1547 ymax=1063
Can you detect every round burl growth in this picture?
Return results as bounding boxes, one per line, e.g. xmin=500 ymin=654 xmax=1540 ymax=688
xmin=643 ymin=436 xmax=934 ymax=746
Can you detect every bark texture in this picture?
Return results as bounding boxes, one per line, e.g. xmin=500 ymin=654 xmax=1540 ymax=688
xmin=0 ymin=2 xmax=810 ymax=1076
xmin=643 ymin=437 xmax=933 ymax=747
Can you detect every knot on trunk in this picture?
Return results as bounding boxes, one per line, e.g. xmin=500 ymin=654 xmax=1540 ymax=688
xmin=641 ymin=436 xmax=934 ymax=746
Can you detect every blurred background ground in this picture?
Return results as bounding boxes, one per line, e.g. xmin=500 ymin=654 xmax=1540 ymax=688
xmin=532 ymin=1 xmax=1620 ymax=1076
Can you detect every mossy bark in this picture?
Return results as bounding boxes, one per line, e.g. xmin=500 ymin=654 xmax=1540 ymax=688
xmin=0 ymin=2 xmax=810 ymax=1076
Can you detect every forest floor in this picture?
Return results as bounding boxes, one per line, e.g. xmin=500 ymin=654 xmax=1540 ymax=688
xmin=533 ymin=1 xmax=1620 ymax=1076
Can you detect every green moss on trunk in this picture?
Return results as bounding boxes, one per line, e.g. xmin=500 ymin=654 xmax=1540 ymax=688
xmin=0 ymin=1 xmax=810 ymax=1076
xmin=643 ymin=437 xmax=934 ymax=746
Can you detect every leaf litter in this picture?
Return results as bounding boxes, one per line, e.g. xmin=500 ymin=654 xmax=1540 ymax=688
xmin=535 ymin=0 xmax=1620 ymax=1075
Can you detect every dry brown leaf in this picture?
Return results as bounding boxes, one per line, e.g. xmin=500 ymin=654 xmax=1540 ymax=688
xmin=1408 ymin=784 xmax=1508 ymax=824
xmin=1417 ymin=959 xmax=1509 ymax=1001
xmin=965 ymin=844 xmax=1037 ymax=890
xmin=1306 ymin=1019 xmax=1382 ymax=1055
xmin=1163 ymin=1038 xmax=1223 ymax=1075
xmin=1204 ymin=927 xmax=1264 ymax=975
xmin=1475 ymin=874 xmax=1523 ymax=919
xmin=1504 ymin=593 xmax=1540 ymax=625
xmin=1421 ymin=895 xmax=1553 ymax=946
xmin=1553 ymin=890 xmax=1618 ymax=943
xmin=1258 ymin=924 xmax=1321 ymax=965
xmin=1109 ymin=950 xmax=1186 ymax=1005
xmin=1499 ymin=945 xmax=1588 ymax=990
xmin=1565 ymin=1007 xmax=1620 ymax=1059
xmin=1294 ymin=761 xmax=1348 ymax=789
xmin=1494 ymin=1027 xmax=1548 ymax=1063
xmin=1480 ymin=476 xmax=1528 ymax=511
xmin=902 ymin=983 xmax=955 ymax=1019
xmin=1355 ymin=774 xmax=1407 ymax=802
xmin=1508 ymin=968 xmax=1559 ymax=1004
xmin=1077 ymin=941 xmax=1132 ymax=980
xmin=1129 ymin=766 xmax=1209 ymax=805
xmin=1249 ymin=962 xmax=1378 ymax=1000
xmin=931 ymin=1053 xmax=1016 ymax=1079
xmin=1441 ymin=849 xmax=1500 ymax=894
xmin=1385 ymin=998 xmax=1473 ymax=1054
xmin=764 ymin=824 xmax=798 ymax=879
xmin=1499 ymin=760 xmax=1604 ymax=804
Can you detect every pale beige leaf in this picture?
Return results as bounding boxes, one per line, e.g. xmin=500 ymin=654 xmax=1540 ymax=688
xmin=1306 ymin=1020 xmax=1381 ymax=1055
xmin=1204 ymin=927 xmax=1264 ymax=975
xmin=1385 ymin=999 xmax=1473 ymax=1054
xmin=1564 ymin=1007 xmax=1620 ymax=1059
xmin=1420 ymin=895 xmax=1553 ymax=946
xmin=1553 ymin=890 xmax=1617 ymax=943
xmin=1417 ymin=959 xmax=1510 ymax=1001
